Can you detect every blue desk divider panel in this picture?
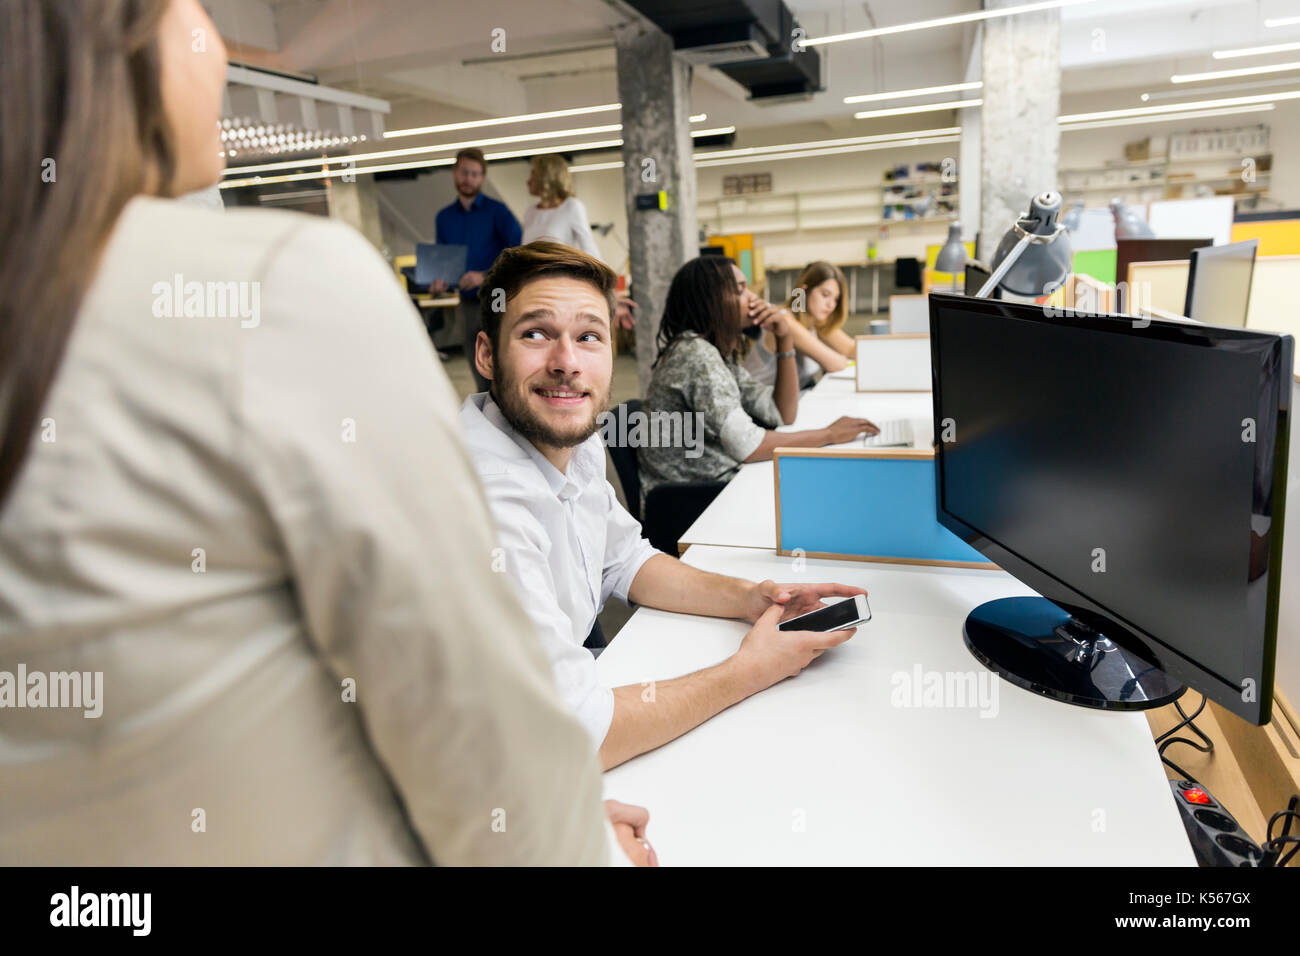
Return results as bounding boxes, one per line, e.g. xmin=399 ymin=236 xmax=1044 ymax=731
xmin=774 ymin=449 xmax=995 ymax=568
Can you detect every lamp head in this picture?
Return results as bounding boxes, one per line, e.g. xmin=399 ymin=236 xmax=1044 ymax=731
xmin=934 ymin=221 xmax=969 ymax=273
xmin=1111 ymin=198 xmax=1155 ymax=239
xmin=989 ymin=191 xmax=1073 ymax=297
xmin=1061 ymin=201 xmax=1084 ymax=232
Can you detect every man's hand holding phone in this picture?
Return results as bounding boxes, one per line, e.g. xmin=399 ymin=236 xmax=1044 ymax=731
xmin=733 ymin=604 xmax=856 ymax=691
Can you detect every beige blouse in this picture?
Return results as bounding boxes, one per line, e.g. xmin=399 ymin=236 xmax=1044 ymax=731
xmin=0 ymin=196 xmax=611 ymax=865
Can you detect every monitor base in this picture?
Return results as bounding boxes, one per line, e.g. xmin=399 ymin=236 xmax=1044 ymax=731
xmin=964 ymin=597 xmax=1185 ymax=711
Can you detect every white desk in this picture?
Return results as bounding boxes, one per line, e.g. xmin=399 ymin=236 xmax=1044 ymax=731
xmin=678 ymin=381 xmax=936 ymax=551
xmin=598 ymin=545 xmax=1196 ymax=866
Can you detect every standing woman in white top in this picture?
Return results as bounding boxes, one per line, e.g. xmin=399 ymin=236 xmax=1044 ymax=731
xmin=522 ymin=154 xmax=602 ymax=256
xmin=0 ymin=0 xmax=626 ymax=866
xmin=524 ymin=154 xmax=638 ymax=330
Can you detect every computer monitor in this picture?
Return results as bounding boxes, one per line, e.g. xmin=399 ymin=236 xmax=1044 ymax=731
xmin=1184 ymin=239 xmax=1259 ymax=328
xmin=929 ymin=292 xmax=1293 ymax=724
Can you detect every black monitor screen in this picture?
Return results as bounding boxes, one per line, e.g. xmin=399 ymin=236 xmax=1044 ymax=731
xmin=930 ymin=294 xmax=1292 ymax=723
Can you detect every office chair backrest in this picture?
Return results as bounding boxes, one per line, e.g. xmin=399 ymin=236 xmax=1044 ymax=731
xmin=642 ymin=481 xmax=726 ymax=555
xmin=895 ymin=257 xmax=923 ymax=293
xmin=602 ymin=399 xmax=643 ymax=522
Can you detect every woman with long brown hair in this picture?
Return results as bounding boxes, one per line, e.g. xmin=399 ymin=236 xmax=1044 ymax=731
xmin=742 ymin=260 xmax=855 ymax=387
xmin=0 ymin=0 xmax=616 ymax=865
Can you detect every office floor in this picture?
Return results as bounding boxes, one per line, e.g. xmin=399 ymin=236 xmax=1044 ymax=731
xmin=442 ymin=310 xmax=874 ymax=641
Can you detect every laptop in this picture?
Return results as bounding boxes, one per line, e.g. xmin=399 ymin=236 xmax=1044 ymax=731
xmin=415 ymin=243 xmax=468 ymax=287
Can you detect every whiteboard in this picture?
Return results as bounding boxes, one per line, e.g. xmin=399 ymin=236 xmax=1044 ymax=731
xmin=855 ymin=335 xmax=932 ymax=391
xmin=1148 ymin=197 xmax=1234 ymax=246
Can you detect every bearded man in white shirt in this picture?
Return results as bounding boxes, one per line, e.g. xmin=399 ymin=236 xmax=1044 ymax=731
xmin=459 ymin=241 xmax=866 ymax=769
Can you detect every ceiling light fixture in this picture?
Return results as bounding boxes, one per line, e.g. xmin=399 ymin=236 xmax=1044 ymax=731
xmin=695 ymin=126 xmax=960 ymax=162
xmin=1172 ymin=61 xmax=1300 ymax=82
xmin=1059 ymin=103 xmax=1274 ymax=131
xmin=693 ymin=135 xmax=961 ymax=168
xmin=1058 ymin=88 xmax=1300 ymax=122
xmin=853 ymin=98 xmax=982 ymax=120
xmin=1213 ymin=40 xmax=1300 ymax=59
xmin=803 ymin=0 xmax=1098 ymax=48
xmin=385 ymin=103 xmax=620 ymax=139
xmin=227 ymin=121 xmax=729 ymax=177
xmin=226 ymin=123 xmax=623 ymax=176
xmin=844 ymin=81 xmax=982 ymax=104
xmin=385 ymin=105 xmax=711 ymax=139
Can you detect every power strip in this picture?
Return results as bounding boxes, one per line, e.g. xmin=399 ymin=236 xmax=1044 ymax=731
xmin=1170 ymin=779 xmax=1264 ymax=866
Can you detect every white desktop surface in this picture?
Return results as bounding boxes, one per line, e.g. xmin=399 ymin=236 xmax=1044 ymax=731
xmin=678 ymin=381 xmax=935 ymax=551
xmin=598 ymin=545 xmax=1196 ymax=866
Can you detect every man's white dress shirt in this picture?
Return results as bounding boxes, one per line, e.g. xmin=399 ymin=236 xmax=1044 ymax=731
xmin=460 ymin=393 xmax=660 ymax=746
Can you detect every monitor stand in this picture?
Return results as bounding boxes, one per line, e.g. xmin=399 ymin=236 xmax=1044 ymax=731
xmin=964 ymin=597 xmax=1185 ymax=711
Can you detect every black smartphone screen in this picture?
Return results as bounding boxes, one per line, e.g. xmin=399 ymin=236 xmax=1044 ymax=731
xmin=778 ymin=597 xmax=868 ymax=632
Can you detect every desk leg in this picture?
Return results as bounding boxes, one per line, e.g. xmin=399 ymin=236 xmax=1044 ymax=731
xmin=872 ymin=268 xmax=879 ymax=314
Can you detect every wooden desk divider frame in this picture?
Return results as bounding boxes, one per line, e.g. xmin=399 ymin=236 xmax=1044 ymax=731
xmin=772 ymin=446 xmax=996 ymax=569
xmin=853 ymin=333 xmax=932 ymax=393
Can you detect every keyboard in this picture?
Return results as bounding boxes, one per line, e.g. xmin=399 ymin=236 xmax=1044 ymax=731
xmin=862 ymin=419 xmax=915 ymax=448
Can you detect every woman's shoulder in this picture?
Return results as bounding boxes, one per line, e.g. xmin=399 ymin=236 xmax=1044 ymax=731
xmin=95 ymin=196 xmax=409 ymax=339
xmin=110 ymin=195 xmax=370 ymax=276
xmin=655 ymin=333 xmax=734 ymax=383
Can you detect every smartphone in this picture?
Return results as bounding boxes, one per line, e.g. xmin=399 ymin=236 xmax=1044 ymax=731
xmin=777 ymin=595 xmax=871 ymax=632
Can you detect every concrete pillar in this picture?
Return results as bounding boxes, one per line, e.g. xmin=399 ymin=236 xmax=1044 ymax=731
xmin=979 ymin=0 xmax=1062 ymax=262
xmin=328 ymin=176 xmax=385 ymax=253
xmin=614 ymin=22 xmax=699 ymax=394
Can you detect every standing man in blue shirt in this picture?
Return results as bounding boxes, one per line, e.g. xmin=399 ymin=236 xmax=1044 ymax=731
xmin=433 ymin=148 xmax=523 ymax=391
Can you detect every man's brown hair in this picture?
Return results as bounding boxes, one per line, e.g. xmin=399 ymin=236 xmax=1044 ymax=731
xmin=455 ymin=147 xmax=487 ymax=172
xmin=479 ymin=241 xmax=617 ymax=352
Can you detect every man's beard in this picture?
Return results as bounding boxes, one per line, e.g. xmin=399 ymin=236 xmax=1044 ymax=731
xmin=492 ymin=365 xmax=608 ymax=452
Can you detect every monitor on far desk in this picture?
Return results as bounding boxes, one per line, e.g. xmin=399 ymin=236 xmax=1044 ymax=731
xmin=1184 ymin=239 xmax=1259 ymax=328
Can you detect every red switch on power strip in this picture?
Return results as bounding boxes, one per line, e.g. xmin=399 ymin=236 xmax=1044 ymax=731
xmin=1180 ymin=787 xmax=1212 ymax=805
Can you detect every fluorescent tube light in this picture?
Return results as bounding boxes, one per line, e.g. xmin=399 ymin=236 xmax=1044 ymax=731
xmin=844 ymin=81 xmax=982 ymax=104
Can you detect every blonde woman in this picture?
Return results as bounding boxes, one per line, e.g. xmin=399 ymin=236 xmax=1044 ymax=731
xmin=742 ymin=260 xmax=853 ymax=387
xmin=524 ymin=153 xmax=637 ymax=329
xmin=523 ymin=154 xmax=601 ymax=257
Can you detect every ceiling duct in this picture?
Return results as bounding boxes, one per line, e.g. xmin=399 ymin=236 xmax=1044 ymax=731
xmin=626 ymin=0 xmax=822 ymax=100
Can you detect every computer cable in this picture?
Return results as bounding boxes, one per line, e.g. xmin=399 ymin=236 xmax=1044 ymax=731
xmin=1156 ymin=692 xmax=1214 ymax=783
xmin=1260 ymin=795 xmax=1300 ymax=868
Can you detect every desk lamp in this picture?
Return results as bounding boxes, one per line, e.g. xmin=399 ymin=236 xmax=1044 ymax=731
xmin=1110 ymin=198 xmax=1154 ymax=239
xmin=975 ymin=191 xmax=1073 ymax=298
xmin=1061 ymin=200 xmax=1084 ymax=233
xmin=934 ymin=222 xmax=969 ymax=293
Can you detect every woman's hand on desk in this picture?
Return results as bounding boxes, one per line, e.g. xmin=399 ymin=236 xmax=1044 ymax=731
xmin=734 ymin=605 xmax=855 ymax=690
xmin=826 ymin=416 xmax=879 ymax=444
xmin=742 ymin=579 xmax=869 ymax=624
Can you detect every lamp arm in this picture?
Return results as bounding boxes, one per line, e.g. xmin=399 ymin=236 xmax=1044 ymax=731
xmin=976 ymin=233 xmax=1034 ymax=298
